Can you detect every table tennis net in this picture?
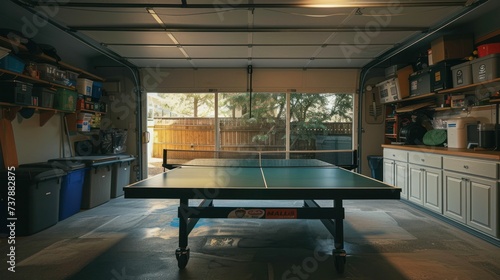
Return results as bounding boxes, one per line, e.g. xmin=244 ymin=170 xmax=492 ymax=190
xmin=162 ymin=149 xmax=357 ymax=169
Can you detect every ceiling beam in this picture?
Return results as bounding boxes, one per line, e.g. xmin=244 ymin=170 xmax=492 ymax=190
xmin=123 ymin=57 xmax=376 ymax=60
xmin=104 ymin=43 xmax=394 ymax=47
xmin=28 ymin=1 xmax=468 ymax=9
xmin=71 ymin=26 xmax=428 ymax=32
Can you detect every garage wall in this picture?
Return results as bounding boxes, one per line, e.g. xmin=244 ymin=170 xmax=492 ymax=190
xmin=9 ymin=113 xmax=63 ymax=164
xmin=140 ymin=68 xmax=360 ymax=93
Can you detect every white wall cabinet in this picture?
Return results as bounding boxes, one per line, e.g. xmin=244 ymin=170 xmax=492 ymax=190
xmin=383 ymin=149 xmax=408 ymax=199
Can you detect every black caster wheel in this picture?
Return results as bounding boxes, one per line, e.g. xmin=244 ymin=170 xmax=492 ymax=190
xmin=175 ymin=248 xmax=190 ymax=269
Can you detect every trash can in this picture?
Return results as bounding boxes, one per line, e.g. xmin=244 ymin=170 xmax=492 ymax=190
xmin=367 ymin=155 xmax=384 ymax=181
xmin=111 ymin=155 xmax=135 ymax=198
xmin=0 ymin=167 xmax=65 ymax=236
xmin=21 ymin=161 xmax=87 ymax=220
xmin=50 ymin=156 xmax=118 ymax=209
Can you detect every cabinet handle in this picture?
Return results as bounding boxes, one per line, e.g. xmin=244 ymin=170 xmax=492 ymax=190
xmin=463 ymin=165 xmax=469 ymax=169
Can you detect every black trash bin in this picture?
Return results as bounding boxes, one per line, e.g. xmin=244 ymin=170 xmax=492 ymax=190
xmin=1 ymin=167 xmax=65 ymax=235
xmin=20 ymin=161 xmax=87 ymax=220
xmin=367 ymin=155 xmax=384 ymax=181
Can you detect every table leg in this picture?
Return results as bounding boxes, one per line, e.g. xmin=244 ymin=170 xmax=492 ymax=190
xmin=176 ymin=198 xmax=190 ymax=269
xmin=333 ymin=199 xmax=346 ymax=273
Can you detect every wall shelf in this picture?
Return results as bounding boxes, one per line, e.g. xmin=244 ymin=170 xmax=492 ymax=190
xmin=0 ymin=102 xmax=74 ymax=126
xmin=439 ymin=77 xmax=500 ymax=95
xmin=0 ymin=69 xmax=75 ymax=90
xmin=395 ymin=101 xmax=435 ymax=113
xmin=0 ymin=36 xmax=104 ymax=82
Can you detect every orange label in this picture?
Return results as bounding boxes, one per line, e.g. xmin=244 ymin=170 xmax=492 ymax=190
xmin=435 ymin=71 xmax=441 ymax=82
xmin=265 ymin=209 xmax=297 ymax=219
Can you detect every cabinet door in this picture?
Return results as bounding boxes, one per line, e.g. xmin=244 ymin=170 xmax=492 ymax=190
xmin=443 ymin=171 xmax=466 ymax=223
xmin=408 ymin=164 xmax=424 ymax=205
xmin=395 ymin=161 xmax=408 ymax=200
xmin=383 ymin=159 xmax=395 ymax=186
xmin=423 ymin=167 xmax=442 ymax=213
xmin=467 ymin=177 xmax=498 ymax=237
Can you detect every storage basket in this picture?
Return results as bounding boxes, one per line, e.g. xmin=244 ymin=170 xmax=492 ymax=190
xmin=37 ymin=63 xmax=58 ymax=82
xmin=0 ymin=54 xmax=25 ymax=73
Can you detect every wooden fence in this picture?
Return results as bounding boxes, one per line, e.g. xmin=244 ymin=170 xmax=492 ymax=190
xmin=150 ymin=118 xmax=352 ymax=158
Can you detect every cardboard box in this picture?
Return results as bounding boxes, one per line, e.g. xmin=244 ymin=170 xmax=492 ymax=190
xmin=431 ymin=35 xmax=473 ymax=64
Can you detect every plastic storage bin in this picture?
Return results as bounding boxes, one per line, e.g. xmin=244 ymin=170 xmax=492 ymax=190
xmin=0 ymin=167 xmax=65 ymax=236
xmin=471 ymin=53 xmax=500 ymax=83
xmin=32 ymin=87 xmax=55 ymax=108
xmin=77 ymin=78 xmax=93 ymax=96
xmin=409 ymin=68 xmax=432 ymax=96
xmin=36 ymin=63 xmax=58 ymax=82
xmin=0 ymin=54 xmax=25 ymax=73
xmin=92 ymin=81 xmax=103 ymax=99
xmin=54 ymin=88 xmax=77 ymax=111
xmin=111 ymin=155 xmax=135 ymax=198
xmin=451 ymin=61 xmax=472 ymax=87
xmin=50 ymin=156 xmax=118 ymax=209
xmin=0 ymin=80 xmax=33 ymax=105
xmin=20 ymin=161 xmax=87 ymax=221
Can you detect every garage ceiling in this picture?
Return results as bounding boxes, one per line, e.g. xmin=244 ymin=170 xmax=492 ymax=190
xmin=20 ymin=0 xmax=486 ymax=69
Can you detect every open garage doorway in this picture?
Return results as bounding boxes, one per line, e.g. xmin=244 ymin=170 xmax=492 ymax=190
xmin=146 ymin=92 xmax=354 ymax=177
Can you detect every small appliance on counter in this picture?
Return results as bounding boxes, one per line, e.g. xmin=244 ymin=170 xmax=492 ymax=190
xmin=478 ymin=123 xmax=495 ymax=149
xmin=447 ymin=117 xmax=475 ymax=148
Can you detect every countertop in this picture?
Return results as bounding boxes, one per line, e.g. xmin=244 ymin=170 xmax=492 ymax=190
xmin=381 ymin=144 xmax=500 ymax=161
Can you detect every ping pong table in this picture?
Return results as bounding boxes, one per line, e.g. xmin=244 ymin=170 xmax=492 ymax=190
xmin=124 ymin=153 xmax=400 ymax=274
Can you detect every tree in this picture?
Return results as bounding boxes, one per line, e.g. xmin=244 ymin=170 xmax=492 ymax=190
xmin=159 ymin=93 xmax=215 ymax=117
xmin=221 ymin=92 xmax=353 ymax=149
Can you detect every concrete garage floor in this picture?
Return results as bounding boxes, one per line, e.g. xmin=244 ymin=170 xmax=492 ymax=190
xmin=1 ymin=198 xmax=499 ymax=280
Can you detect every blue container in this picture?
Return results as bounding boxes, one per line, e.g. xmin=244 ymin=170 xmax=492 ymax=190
xmin=20 ymin=161 xmax=87 ymax=220
xmin=367 ymin=155 xmax=384 ymax=181
xmin=0 ymin=54 xmax=26 ymax=73
xmin=58 ymin=166 xmax=86 ymax=220
xmin=50 ymin=156 xmax=119 ymax=209
xmin=92 ymin=81 xmax=103 ymax=99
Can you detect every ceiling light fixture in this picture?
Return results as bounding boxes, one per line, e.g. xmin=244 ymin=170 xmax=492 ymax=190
xmin=146 ymin=8 xmax=166 ymax=28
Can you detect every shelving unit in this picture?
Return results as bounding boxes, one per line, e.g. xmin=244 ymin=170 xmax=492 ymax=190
xmin=0 ymin=68 xmax=75 ymax=90
xmin=439 ymin=77 xmax=500 ymax=95
xmin=384 ymin=106 xmax=399 ymax=143
xmin=0 ymin=36 xmax=104 ymax=81
xmin=0 ymin=36 xmax=106 ymax=131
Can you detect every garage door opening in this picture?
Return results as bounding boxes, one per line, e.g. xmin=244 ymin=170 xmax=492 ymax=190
xmin=147 ymin=92 xmax=353 ymax=177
